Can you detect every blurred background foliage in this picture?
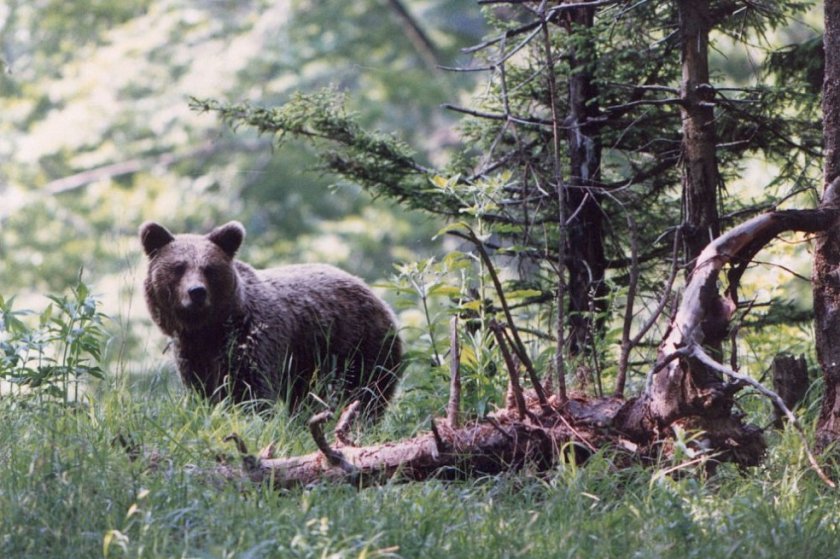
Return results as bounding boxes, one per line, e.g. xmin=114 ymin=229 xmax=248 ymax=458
xmin=0 ymin=0 xmax=484 ymax=365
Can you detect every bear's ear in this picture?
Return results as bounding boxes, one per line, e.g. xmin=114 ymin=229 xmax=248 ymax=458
xmin=139 ymin=222 xmax=175 ymax=257
xmin=207 ymin=221 xmax=245 ymax=257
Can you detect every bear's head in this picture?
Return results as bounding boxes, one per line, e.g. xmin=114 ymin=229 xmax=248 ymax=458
xmin=139 ymin=221 xmax=246 ymax=334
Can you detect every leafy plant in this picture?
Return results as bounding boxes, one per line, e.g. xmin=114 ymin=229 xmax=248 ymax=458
xmin=0 ymin=278 xmax=108 ymax=404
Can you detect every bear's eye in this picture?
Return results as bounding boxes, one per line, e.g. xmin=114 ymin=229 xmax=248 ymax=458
xmin=171 ymin=262 xmax=187 ymax=276
xmin=203 ymin=264 xmax=223 ymax=279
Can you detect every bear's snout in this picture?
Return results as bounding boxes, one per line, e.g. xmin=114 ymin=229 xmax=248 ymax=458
xmin=187 ymin=285 xmax=208 ymax=306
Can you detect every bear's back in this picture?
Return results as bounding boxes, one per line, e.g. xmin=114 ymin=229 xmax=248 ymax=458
xmin=246 ymin=263 xmax=394 ymax=321
xmin=236 ymin=262 xmax=402 ymax=413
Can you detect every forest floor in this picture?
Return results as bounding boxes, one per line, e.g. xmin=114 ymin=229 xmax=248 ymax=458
xmin=1 ymin=368 xmax=838 ymax=559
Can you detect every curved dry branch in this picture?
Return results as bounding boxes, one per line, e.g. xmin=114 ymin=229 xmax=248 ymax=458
xmin=690 ymin=346 xmax=835 ymax=488
xmin=665 ymin=209 xmax=836 ymax=356
xmin=619 ymin=209 xmax=839 ymax=444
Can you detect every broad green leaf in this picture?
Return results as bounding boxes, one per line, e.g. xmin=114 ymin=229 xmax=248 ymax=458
xmin=459 ymin=300 xmax=483 ymax=311
xmin=506 ymin=289 xmax=544 ymax=300
xmin=433 ymin=221 xmax=470 ymax=239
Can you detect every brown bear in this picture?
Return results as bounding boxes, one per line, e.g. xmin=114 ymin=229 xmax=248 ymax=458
xmin=139 ymin=220 xmax=403 ymax=418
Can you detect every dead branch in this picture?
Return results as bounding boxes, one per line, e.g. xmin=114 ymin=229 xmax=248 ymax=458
xmin=308 ymin=411 xmax=358 ymax=476
xmin=335 ymin=401 xmax=361 ymax=447
xmin=501 ymin=326 xmax=549 ymax=409
xmin=617 ymin=225 xmax=683 ymax=395
xmin=539 ymin=3 xmax=568 ymax=404
xmin=223 ymin=433 xmax=250 ymax=456
xmin=441 ymin=103 xmax=553 ymax=128
xmin=618 ymin=209 xmax=840 ymax=445
xmin=669 ymin=210 xmax=836 ymax=354
xmin=462 ymin=20 xmax=541 ymax=54
xmin=447 ymin=316 xmax=461 ymax=429
xmin=308 ymin=411 xmax=340 ymax=464
xmin=212 ymin=400 xmax=617 ymax=490
xmin=490 ymin=319 xmax=528 ymax=420
xmin=690 ymin=346 xmax=835 ymax=488
xmin=616 ymin=215 xmax=640 ymax=395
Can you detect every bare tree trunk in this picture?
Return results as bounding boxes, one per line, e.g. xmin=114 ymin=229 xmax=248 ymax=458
xmin=612 ymin=0 xmax=731 ymax=439
xmin=677 ymin=0 xmax=721 ymax=268
xmin=813 ymin=0 xmax=840 ymax=450
xmin=564 ymin=6 xmax=607 ymax=357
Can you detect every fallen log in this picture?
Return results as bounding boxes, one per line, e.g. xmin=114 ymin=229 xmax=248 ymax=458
xmin=215 ymin=396 xmax=621 ymax=489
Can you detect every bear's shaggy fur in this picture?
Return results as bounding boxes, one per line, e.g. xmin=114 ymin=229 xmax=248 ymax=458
xmin=140 ymin=221 xmax=403 ymax=418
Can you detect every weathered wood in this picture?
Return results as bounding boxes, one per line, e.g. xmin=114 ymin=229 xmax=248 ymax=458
xmin=217 ymin=405 xmax=606 ymax=489
xmin=334 ymin=401 xmax=361 ymax=447
xmin=490 ymin=320 xmax=528 ymax=420
xmin=618 ymin=210 xmax=838 ymax=444
xmin=446 ymin=316 xmax=461 ymax=429
xmin=772 ymin=354 xmax=809 ymax=428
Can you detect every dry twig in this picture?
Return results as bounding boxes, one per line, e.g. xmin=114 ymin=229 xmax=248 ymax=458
xmin=335 ymin=401 xmax=361 ymax=447
xmin=447 ymin=316 xmax=462 ymax=429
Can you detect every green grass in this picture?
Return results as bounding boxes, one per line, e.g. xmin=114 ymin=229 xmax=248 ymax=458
xmin=2 ymin=369 xmax=840 ymax=559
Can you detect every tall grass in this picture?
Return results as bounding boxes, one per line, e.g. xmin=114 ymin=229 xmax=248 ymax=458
xmin=2 ymin=365 xmax=839 ymax=559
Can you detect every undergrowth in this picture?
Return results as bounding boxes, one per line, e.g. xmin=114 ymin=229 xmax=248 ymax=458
xmin=1 ymin=285 xmax=838 ymax=558
xmin=2 ymin=367 xmax=839 ymax=559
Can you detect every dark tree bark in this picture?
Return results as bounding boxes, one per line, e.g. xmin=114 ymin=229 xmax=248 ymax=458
xmin=564 ymin=6 xmax=608 ymax=356
xmin=813 ymin=0 xmax=840 ymax=450
xmin=677 ymin=0 xmax=721 ymax=268
xmin=772 ymin=354 xmax=808 ymax=428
